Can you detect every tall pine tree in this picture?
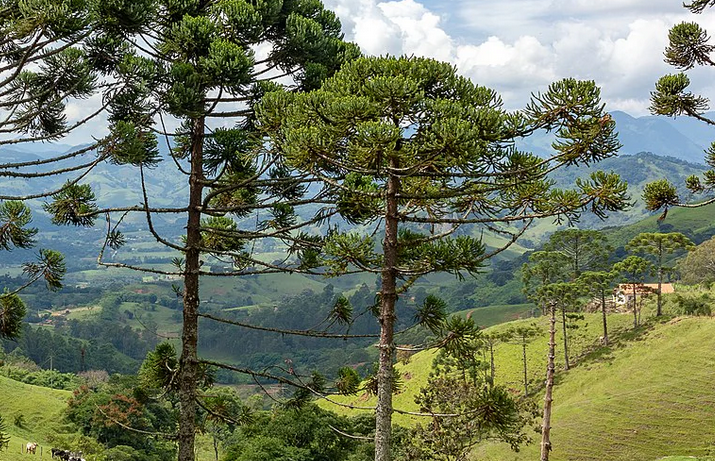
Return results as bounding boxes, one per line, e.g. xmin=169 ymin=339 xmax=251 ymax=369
xmin=43 ymin=2 xmax=359 ymax=460
xmin=259 ymin=56 xmax=629 ymax=461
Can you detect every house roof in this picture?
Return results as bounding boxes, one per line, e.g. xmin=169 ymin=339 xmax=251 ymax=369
xmin=615 ymin=283 xmax=675 ymax=295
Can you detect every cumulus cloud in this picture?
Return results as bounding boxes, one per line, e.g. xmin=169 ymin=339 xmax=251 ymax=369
xmin=324 ymin=0 xmax=715 ymax=115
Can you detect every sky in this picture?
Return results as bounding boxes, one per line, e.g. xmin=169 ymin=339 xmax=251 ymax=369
xmin=321 ymin=0 xmax=715 ymax=115
xmin=58 ymin=0 xmax=715 ymax=145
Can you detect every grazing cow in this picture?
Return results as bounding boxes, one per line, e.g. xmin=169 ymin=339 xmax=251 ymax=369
xmin=51 ymin=448 xmax=70 ymax=460
xmin=26 ymin=442 xmax=37 ymax=454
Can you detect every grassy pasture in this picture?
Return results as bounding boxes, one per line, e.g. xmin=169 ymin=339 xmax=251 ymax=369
xmin=321 ymin=309 xmax=715 ymax=461
xmin=0 ymin=375 xmax=70 ymax=461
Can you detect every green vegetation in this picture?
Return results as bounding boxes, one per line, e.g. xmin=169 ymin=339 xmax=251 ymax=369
xmin=0 ymin=375 xmax=70 ymax=461
xmin=647 ymin=0 xmax=715 ymax=212
xmin=453 ymin=304 xmax=537 ymax=328
xmin=475 ymin=316 xmax=715 ymax=461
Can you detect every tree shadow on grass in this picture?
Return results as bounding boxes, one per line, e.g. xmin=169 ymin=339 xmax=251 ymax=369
xmin=569 ymin=314 xmax=674 ymax=370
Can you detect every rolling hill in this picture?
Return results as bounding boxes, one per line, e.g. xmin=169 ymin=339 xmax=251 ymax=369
xmin=321 ymin=305 xmax=715 ymax=461
xmin=0 ymin=375 xmax=70 ymax=461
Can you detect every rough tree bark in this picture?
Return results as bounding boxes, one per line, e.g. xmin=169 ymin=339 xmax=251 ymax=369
xmin=178 ymin=117 xmax=205 ymax=461
xmin=541 ymin=301 xmax=556 ymax=461
xmin=375 ymin=157 xmax=400 ymax=461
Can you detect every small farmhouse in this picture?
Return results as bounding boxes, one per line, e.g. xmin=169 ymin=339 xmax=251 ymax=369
xmin=613 ymin=283 xmax=675 ymax=306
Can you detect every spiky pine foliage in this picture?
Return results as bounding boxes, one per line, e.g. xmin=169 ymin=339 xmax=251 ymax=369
xmin=38 ymin=4 xmax=361 ymax=460
xmin=0 ymin=201 xmax=37 ymax=251
xmin=0 ymin=292 xmax=26 ymax=340
xmin=648 ymin=3 xmax=715 ymax=212
xmin=259 ymin=55 xmax=628 ymax=461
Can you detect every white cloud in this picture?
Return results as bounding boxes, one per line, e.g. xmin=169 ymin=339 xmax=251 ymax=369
xmin=324 ymin=0 xmax=715 ymax=115
xmin=32 ymin=0 xmax=715 ymax=144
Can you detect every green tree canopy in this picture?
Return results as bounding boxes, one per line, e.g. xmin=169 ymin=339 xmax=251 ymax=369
xmin=678 ymin=235 xmax=715 ymax=284
xmin=544 ymin=228 xmax=611 ymax=278
xmin=40 ymin=2 xmax=361 ymax=460
xmin=614 ymin=255 xmax=653 ymax=328
xmin=259 ymin=55 xmax=628 ymax=461
xmin=647 ymin=1 xmax=715 ymax=212
xmin=626 ymin=232 xmax=694 ymax=316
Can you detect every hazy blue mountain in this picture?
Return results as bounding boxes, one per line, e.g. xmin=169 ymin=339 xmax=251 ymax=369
xmin=517 ymin=110 xmax=715 ymax=165
xmin=520 ymin=152 xmax=711 ymax=243
xmin=611 ymin=111 xmax=715 ymax=163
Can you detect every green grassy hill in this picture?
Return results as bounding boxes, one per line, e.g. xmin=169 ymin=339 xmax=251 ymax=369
xmin=0 ymin=375 xmax=70 ymax=460
xmin=602 ymin=201 xmax=715 ymax=249
xmin=322 ymin=310 xmax=715 ymax=461
xmin=474 ymin=315 xmax=715 ymax=461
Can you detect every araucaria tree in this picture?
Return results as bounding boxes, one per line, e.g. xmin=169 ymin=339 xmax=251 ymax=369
xmin=41 ymin=1 xmax=359 ymax=460
xmin=544 ymin=229 xmax=610 ymax=279
xmin=578 ymin=269 xmax=618 ymax=345
xmin=0 ymin=0 xmax=101 ymax=340
xmin=647 ymin=0 xmax=715 ymax=212
xmin=259 ymin=56 xmax=628 ymax=461
xmin=522 ymin=251 xmax=579 ymax=461
xmin=543 ymin=229 xmax=610 ymax=369
xmin=504 ymin=323 xmax=542 ymax=396
xmin=626 ymin=232 xmax=694 ymax=316
xmin=406 ymin=329 xmax=534 ymax=461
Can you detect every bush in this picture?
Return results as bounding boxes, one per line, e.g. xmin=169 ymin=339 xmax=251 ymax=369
xmin=675 ymin=294 xmax=712 ymax=316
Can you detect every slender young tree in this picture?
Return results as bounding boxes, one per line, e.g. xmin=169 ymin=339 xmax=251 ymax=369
xmin=259 ymin=57 xmax=629 ymax=461
xmin=646 ymin=0 xmax=715 ymax=213
xmin=503 ymin=323 xmax=542 ymax=396
xmin=578 ymin=270 xmax=618 ymax=345
xmin=544 ymin=229 xmax=610 ymax=279
xmin=523 ymin=250 xmax=575 ymax=370
xmin=626 ymin=232 xmax=694 ymax=316
xmin=523 ymin=251 xmax=581 ymax=461
xmin=533 ymin=282 xmax=579 ymax=461
xmin=406 ymin=330 xmax=533 ymax=461
xmin=614 ymin=256 xmax=653 ymax=328
xmin=542 ymin=228 xmax=609 ymax=369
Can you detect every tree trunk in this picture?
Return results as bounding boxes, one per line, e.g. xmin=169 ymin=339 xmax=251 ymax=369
xmin=632 ymin=284 xmax=638 ymax=329
xmin=375 ymin=161 xmax=400 ymax=461
xmin=656 ymin=265 xmax=663 ymax=317
xmin=541 ymin=301 xmax=556 ymax=461
xmin=489 ymin=342 xmax=495 ymax=387
xmin=522 ymin=340 xmax=529 ymax=396
xmin=178 ymin=116 xmax=205 ymax=461
xmin=560 ymin=305 xmax=569 ymax=371
xmin=600 ymin=290 xmax=608 ymax=346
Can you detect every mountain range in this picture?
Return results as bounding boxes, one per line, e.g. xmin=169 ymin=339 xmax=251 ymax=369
xmin=1 ymin=111 xmax=712 ymax=238
xmin=518 ymin=110 xmax=715 ymax=164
